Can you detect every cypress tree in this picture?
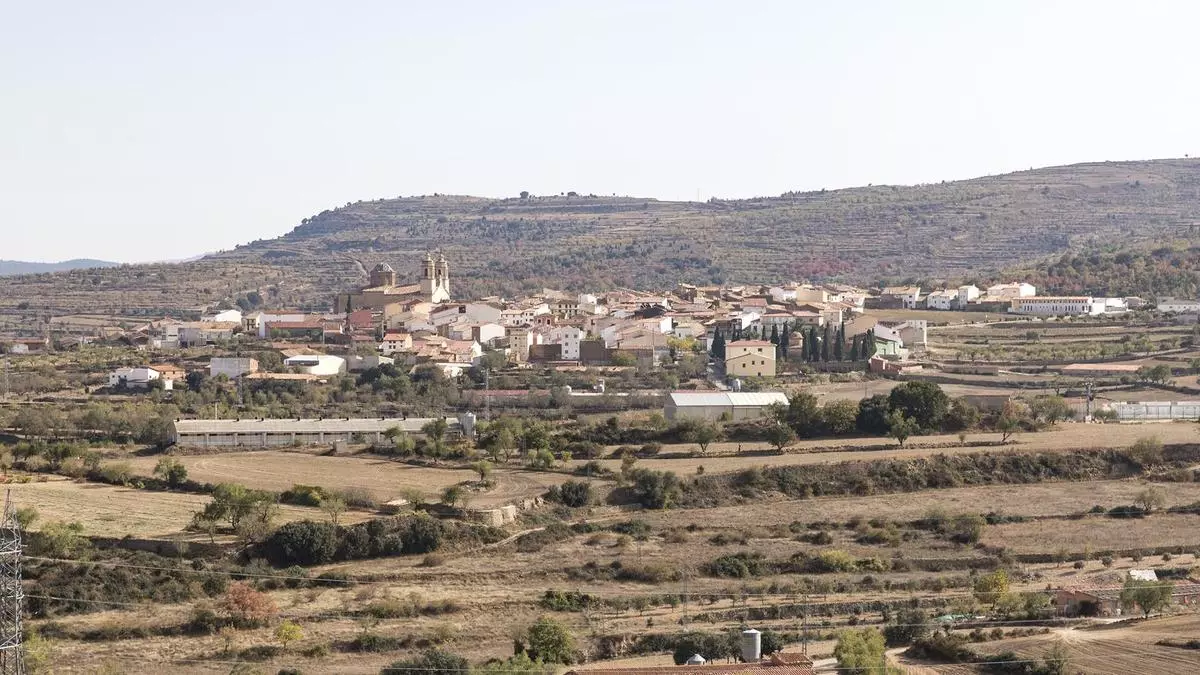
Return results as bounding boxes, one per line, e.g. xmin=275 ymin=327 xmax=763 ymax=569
xmin=821 ymin=324 xmax=832 ymax=362
xmin=833 ymin=324 xmax=845 ymax=361
xmin=711 ymin=329 xmax=725 ymax=360
xmin=769 ymin=325 xmax=779 ymax=344
xmin=807 ymin=326 xmax=819 ymax=362
xmin=780 ymin=324 xmax=791 ymax=359
xmin=849 ymin=335 xmax=860 ymax=361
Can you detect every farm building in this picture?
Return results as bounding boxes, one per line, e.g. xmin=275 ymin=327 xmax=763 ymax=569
xmin=171 ymin=414 xmax=477 ymax=448
xmin=1109 ymin=400 xmax=1200 ymax=421
xmin=665 ymin=391 xmax=789 ymax=422
xmin=283 ymin=354 xmax=346 ymax=376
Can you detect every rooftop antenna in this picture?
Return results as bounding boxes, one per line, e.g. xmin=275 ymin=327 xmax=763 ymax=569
xmin=0 ymin=490 xmax=26 ymax=674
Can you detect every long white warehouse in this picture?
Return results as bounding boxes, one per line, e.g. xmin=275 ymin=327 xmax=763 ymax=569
xmin=172 ymin=414 xmax=477 ymax=448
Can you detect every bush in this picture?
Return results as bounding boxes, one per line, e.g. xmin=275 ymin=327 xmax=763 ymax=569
xmin=705 ymin=552 xmax=769 ymax=578
xmin=546 ymin=480 xmax=594 ymax=508
xmin=280 ymin=484 xmax=329 ymax=507
xmin=262 ymin=521 xmax=338 ymax=566
xmin=629 ymin=468 xmax=682 ymax=509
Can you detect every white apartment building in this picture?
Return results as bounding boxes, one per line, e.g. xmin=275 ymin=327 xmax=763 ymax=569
xmin=549 ymin=325 xmax=585 ymax=361
xmin=957 ymin=285 xmax=981 ymax=306
xmin=1010 ymin=296 xmax=1104 ymax=316
xmin=987 ymin=282 xmax=1037 ymax=300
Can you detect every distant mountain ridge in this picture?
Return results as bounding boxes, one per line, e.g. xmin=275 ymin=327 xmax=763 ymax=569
xmin=0 ymin=259 xmax=119 ymax=276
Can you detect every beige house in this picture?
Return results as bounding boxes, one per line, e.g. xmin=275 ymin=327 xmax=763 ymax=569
xmin=725 ymin=339 xmax=776 ymax=378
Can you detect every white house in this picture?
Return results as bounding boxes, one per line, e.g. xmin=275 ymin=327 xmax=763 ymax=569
xmin=209 ymin=357 xmax=259 ymax=379
xmin=1157 ymin=298 xmax=1200 ymax=314
xmin=109 ymin=366 xmax=171 ymax=390
xmin=201 ymin=309 xmax=243 ymax=324
xmin=549 ymin=325 xmax=585 ymax=361
xmin=245 ymin=311 xmax=307 ymax=338
xmin=925 ymin=289 xmax=958 ymax=311
xmin=284 ymin=354 xmax=346 ymax=376
xmin=987 ymin=282 xmax=1037 ymax=300
xmin=380 ymin=332 xmax=413 ymax=355
xmin=957 ymin=285 xmax=981 ymax=306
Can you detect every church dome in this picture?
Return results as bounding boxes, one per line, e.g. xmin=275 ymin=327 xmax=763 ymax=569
xmin=371 ymin=263 xmax=395 ymax=273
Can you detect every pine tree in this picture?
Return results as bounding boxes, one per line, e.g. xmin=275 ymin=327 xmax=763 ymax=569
xmin=711 ymin=329 xmax=726 ymax=360
xmin=821 ymin=324 xmax=832 ymax=362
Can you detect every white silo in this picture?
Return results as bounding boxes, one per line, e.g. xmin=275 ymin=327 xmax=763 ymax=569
xmin=686 ymin=654 xmax=706 ymax=666
xmin=740 ymin=628 xmax=761 ymax=662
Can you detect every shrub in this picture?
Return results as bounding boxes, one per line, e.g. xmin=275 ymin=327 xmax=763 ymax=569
xmin=280 ymin=484 xmax=329 ymax=507
xmin=705 ymin=552 xmax=769 ymax=578
xmin=262 ymin=521 xmax=338 ymax=566
xmin=546 ymin=480 xmax=594 ymax=508
xmin=219 ymin=582 xmax=277 ymax=628
xmin=628 ymin=468 xmax=682 ymax=509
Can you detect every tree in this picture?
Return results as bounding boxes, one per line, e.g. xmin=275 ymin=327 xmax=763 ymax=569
xmin=1127 ymin=435 xmax=1164 ymax=467
xmin=262 ymin=521 xmax=337 ymax=566
xmin=996 ymin=399 xmax=1030 ymax=443
xmin=441 ymin=485 xmax=466 ymax=508
xmin=823 ymin=399 xmax=859 ymax=435
xmin=525 ymin=616 xmax=576 ymax=664
xmin=275 ymin=620 xmax=303 ymax=650
xmin=882 ymin=608 xmax=931 ymax=646
xmin=384 ymin=649 xmax=469 ymax=675
xmin=470 ymin=460 xmax=493 ymax=483
xmin=834 ymin=324 xmax=845 ymax=361
xmin=13 ymin=506 xmax=38 ymax=531
xmin=781 ymin=391 xmax=824 ymax=437
xmin=973 ymin=570 xmax=1010 ymax=608
xmin=30 ymin=521 xmax=89 ymax=557
xmin=886 ymin=411 xmax=918 ymax=448
xmin=779 ymin=325 xmax=791 ymax=359
xmin=942 ymin=398 xmax=981 ymax=432
xmin=857 ymin=394 xmax=892 ymax=434
xmin=806 ymin=326 xmax=820 ymax=362
xmin=519 ymin=190 xmax=530 ymax=199
xmin=821 ymin=324 xmax=832 ymax=361
xmin=220 ymin=582 xmax=277 ymax=627
xmin=764 ymin=423 xmax=797 ymax=452
xmin=833 ymin=628 xmax=894 ymax=674
xmin=710 ymin=329 xmax=726 ymax=360
xmin=194 ymin=483 xmax=274 ymax=530
xmin=476 ymin=653 xmax=553 ymax=675
xmin=549 ymin=480 xmax=593 ymax=508
xmin=1134 ymin=486 xmax=1166 ymax=512
xmin=888 ymin=381 xmax=949 ymax=431
xmin=681 ymin=419 xmax=722 ymax=454
xmin=1121 ymin=577 xmax=1173 ymax=618
xmin=421 ymin=418 xmax=450 ymax=464
xmin=1029 ymin=395 xmax=1073 ymax=426
xmin=321 ymin=495 xmax=347 ymax=526
xmin=153 ymin=456 xmax=189 ymax=487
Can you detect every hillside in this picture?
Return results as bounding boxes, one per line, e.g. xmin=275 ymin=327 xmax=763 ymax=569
xmin=0 ymin=259 xmax=117 ymax=276
xmin=2 ymin=158 xmax=1200 ymax=317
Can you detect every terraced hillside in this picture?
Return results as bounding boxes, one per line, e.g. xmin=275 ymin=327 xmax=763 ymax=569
xmin=3 ymin=159 xmax=1200 ymax=318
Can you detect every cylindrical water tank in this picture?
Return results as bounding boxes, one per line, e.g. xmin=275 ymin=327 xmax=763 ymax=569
xmin=686 ymin=654 xmax=706 ymax=665
xmin=740 ymin=628 xmax=761 ymax=662
xmin=458 ymin=411 xmax=477 ymax=437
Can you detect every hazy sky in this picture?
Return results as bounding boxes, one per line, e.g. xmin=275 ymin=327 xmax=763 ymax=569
xmin=4 ymin=1 xmax=1199 ymax=262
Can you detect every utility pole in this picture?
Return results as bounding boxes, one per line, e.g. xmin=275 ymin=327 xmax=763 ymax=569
xmin=484 ymin=367 xmax=491 ymax=421
xmin=0 ymin=490 xmax=25 ymax=674
xmin=1084 ymin=380 xmax=1095 ymax=421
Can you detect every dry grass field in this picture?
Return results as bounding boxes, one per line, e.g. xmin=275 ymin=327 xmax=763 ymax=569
xmin=573 ymin=421 xmax=1200 ymax=477
xmin=125 ymin=450 xmax=574 ymax=507
xmin=631 ymin=479 xmax=1200 ymax=530
xmin=5 ymin=477 xmax=367 ymax=539
xmin=899 ymin=615 xmax=1200 ymax=675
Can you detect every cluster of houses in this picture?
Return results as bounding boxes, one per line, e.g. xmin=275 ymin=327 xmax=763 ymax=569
xmin=7 ymin=256 xmax=1200 ymax=391
xmin=878 ymin=282 xmax=1144 ymax=316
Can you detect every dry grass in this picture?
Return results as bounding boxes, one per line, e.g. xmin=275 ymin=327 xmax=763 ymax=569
xmin=125 ymin=451 xmax=571 ymax=507
xmin=5 ymin=477 xmax=365 ymax=538
xmin=577 ymin=421 xmax=1200 ymax=477
xmin=981 ymin=513 xmax=1200 ymax=554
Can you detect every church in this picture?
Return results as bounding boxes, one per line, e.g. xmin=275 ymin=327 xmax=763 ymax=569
xmin=337 ymin=252 xmax=452 ymax=312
